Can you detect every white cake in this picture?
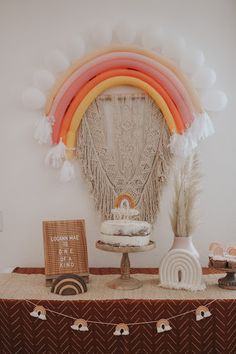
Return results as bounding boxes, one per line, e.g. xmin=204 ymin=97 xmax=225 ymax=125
xmin=100 ymin=219 xmax=151 ymax=246
xmin=99 ymin=196 xmax=151 ymax=247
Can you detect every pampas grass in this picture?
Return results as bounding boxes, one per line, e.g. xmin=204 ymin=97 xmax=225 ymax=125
xmin=170 ymin=153 xmax=201 ymax=237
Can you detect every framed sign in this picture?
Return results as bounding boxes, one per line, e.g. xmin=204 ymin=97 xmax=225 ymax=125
xmin=43 ymin=219 xmax=89 ymax=286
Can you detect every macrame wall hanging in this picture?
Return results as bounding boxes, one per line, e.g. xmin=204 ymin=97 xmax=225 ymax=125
xmin=78 ymin=93 xmax=171 ymax=222
xmin=22 ymin=21 xmax=227 ymax=221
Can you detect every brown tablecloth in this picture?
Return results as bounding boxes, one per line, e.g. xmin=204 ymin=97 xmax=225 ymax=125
xmin=0 ymin=268 xmax=235 ymax=354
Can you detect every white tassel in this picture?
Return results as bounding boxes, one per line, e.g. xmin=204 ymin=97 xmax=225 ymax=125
xmin=169 ymin=133 xmax=184 ymax=156
xmin=34 ymin=115 xmax=52 ymax=144
xmin=170 ymin=112 xmax=214 ymax=157
xmin=59 ymin=160 xmax=75 ymax=182
xmin=190 ymin=112 xmax=215 ymax=142
xmin=169 ymin=133 xmax=197 ymax=157
xmin=45 ymin=138 xmax=65 ymax=168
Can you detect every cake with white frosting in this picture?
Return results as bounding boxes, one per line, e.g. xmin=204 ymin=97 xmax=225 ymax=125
xmin=100 ymin=193 xmax=151 ymax=247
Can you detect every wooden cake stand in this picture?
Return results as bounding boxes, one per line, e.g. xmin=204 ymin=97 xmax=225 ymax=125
xmin=96 ymin=240 xmax=155 ymax=290
xmin=210 ymin=266 xmax=236 ymax=290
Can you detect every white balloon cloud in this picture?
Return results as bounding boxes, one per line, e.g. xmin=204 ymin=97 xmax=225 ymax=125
xmin=114 ymin=21 xmax=137 ymax=44
xmin=45 ymin=50 xmax=70 ymax=73
xmin=89 ymin=25 xmax=112 ymax=47
xmin=140 ymin=26 xmax=164 ymax=50
xmin=180 ymin=48 xmax=205 ymax=75
xmin=192 ymin=67 xmax=216 ymax=90
xmin=33 ymin=70 xmax=55 ymax=91
xmin=22 ymin=88 xmax=46 ymax=110
xmin=23 ymin=25 xmax=228 ymax=120
xmin=162 ymin=35 xmax=186 ymax=62
xmin=202 ymin=90 xmax=228 ymax=111
xmin=67 ymin=36 xmax=85 ymax=61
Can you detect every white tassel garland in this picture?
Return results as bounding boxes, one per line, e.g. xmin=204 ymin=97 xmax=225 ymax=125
xmin=34 ymin=116 xmax=52 ymax=144
xmin=45 ymin=138 xmax=66 ymax=168
xmin=59 ymin=160 xmax=75 ymax=182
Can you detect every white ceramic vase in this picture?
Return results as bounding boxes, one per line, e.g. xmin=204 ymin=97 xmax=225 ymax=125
xmin=169 ymin=236 xmax=199 ymax=259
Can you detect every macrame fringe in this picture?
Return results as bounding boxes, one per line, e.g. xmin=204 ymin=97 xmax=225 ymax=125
xmin=137 ymin=119 xmax=172 ymax=223
xmin=45 ymin=138 xmax=66 ymax=168
xmin=169 ymin=112 xmax=214 ymax=157
xmin=79 ymin=119 xmax=117 ymax=220
xmin=159 ymin=281 xmax=206 ymax=292
xmin=34 ymin=115 xmax=52 ymax=144
xmin=59 ymin=160 xmax=75 ymax=182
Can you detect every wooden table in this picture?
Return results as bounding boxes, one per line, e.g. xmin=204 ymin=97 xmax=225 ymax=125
xmin=96 ymin=240 xmax=155 ymax=290
xmin=2 ymin=268 xmax=236 ymax=353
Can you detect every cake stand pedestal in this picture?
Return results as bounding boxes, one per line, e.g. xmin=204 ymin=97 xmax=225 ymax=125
xmin=210 ymin=266 xmax=236 ymax=290
xmin=96 ymin=241 xmax=155 ymax=290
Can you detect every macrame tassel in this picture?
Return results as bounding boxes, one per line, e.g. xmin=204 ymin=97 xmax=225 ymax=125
xmin=45 ymin=138 xmax=66 ymax=168
xmin=34 ymin=115 xmax=52 ymax=144
xmin=59 ymin=160 xmax=75 ymax=182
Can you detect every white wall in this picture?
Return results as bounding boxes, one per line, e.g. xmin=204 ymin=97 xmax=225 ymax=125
xmin=0 ymin=0 xmax=235 ymax=269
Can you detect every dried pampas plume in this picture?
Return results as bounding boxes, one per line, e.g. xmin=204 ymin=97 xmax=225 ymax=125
xmin=170 ymin=153 xmax=201 ymax=237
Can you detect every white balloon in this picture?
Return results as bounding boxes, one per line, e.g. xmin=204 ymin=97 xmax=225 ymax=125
xmin=33 ymin=70 xmax=55 ymax=91
xmin=162 ymin=35 xmax=186 ymax=61
xmin=140 ymin=26 xmax=164 ymax=50
xmin=114 ymin=20 xmax=137 ymax=44
xmin=45 ymin=50 xmax=70 ymax=73
xmin=22 ymin=87 xmax=46 ymax=110
xmin=192 ymin=67 xmax=216 ymax=89
xmin=202 ymin=90 xmax=227 ymax=111
xmin=180 ymin=48 xmax=205 ymax=75
xmin=89 ymin=24 xmax=112 ymax=47
xmin=67 ymin=36 xmax=85 ymax=61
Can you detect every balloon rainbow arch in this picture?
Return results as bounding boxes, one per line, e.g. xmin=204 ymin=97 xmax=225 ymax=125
xmin=22 ymin=23 xmax=227 ymax=181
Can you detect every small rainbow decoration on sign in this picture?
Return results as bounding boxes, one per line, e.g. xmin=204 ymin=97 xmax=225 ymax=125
xmin=22 ymin=22 xmax=227 ymax=181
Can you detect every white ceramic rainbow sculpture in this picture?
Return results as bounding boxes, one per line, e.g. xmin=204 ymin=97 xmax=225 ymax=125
xmin=159 ymin=249 xmax=205 ymax=291
xmin=22 ymin=21 xmax=227 ymax=182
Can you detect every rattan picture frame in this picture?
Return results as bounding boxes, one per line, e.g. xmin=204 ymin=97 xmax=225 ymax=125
xmin=43 ymin=219 xmax=89 ymax=286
